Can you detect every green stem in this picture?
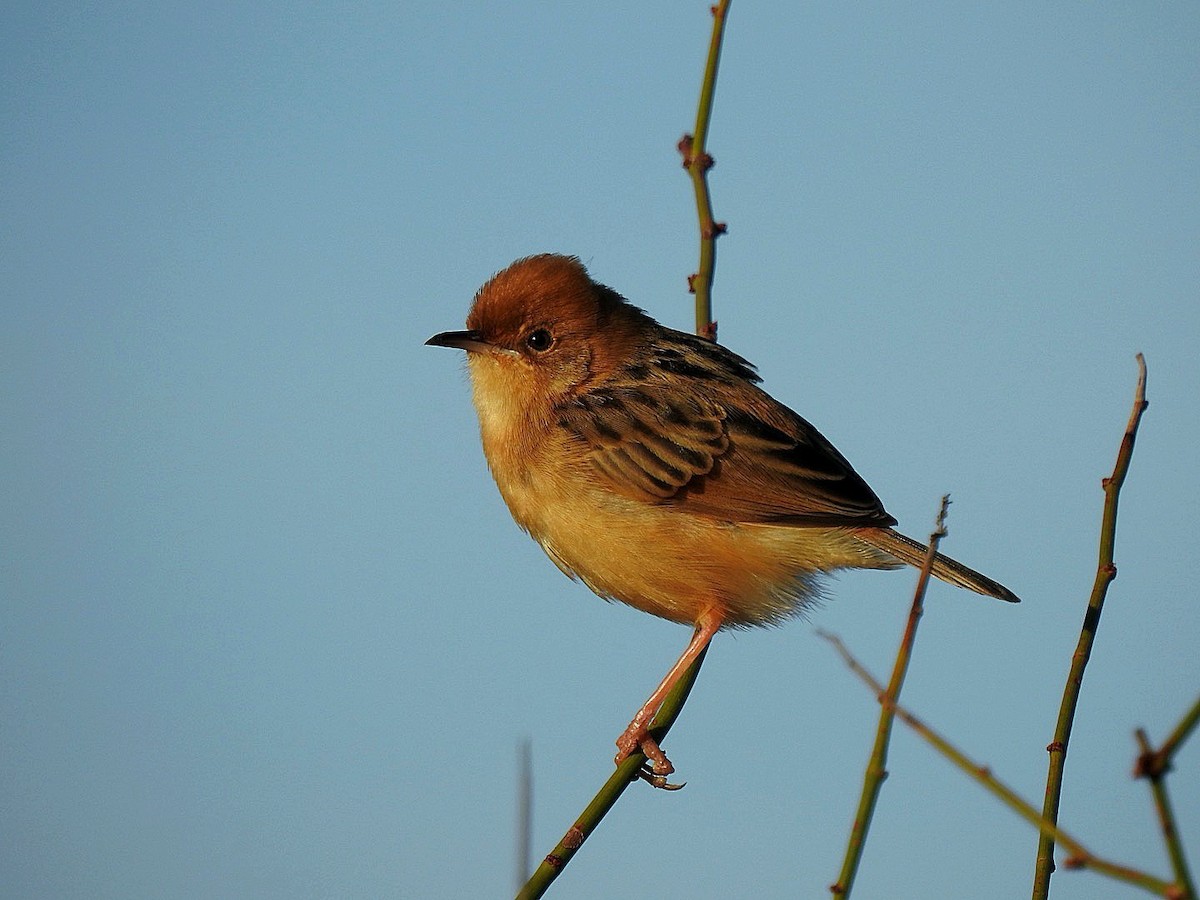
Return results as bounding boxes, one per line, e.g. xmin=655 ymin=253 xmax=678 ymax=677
xmin=831 ymin=496 xmax=949 ymax=897
xmin=515 ymin=647 xmax=709 ymax=899
xmin=682 ymin=0 xmax=731 ymax=339
xmin=821 ymin=632 xmax=1178 ymax=897
xmin=1032 ymin=354 xmax=1149 ymax=899
xmin=1135 ymin=722 xmax=1198 ymax=899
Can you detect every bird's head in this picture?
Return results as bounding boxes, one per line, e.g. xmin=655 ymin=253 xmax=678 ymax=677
xmin=427 ymin=254 xmax=650 ymax=414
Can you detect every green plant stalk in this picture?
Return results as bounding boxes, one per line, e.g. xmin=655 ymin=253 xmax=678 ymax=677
xmin=1033 ymin=354 xmax=1149 ymax=899
xmin=830 ymin=497 xmax=949 ymax=897
xmin=1136 ymin=725 xmax=1197 ymax=899
xmin=684 ymin=0 xmax=731 ymax=338
xmin=515 ymin=646 xmax=709 ymax=900
xmin=822 ymin=632 xmax=1178 ymax=897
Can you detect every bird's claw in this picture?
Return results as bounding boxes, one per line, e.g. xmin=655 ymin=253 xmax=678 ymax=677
xmin=637 ymin=763 xmax=686 ymax=790
xmin=616 ymin=729 xmax=685 ymax=790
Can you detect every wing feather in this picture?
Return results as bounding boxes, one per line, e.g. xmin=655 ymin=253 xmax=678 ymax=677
xmin=556 ymin=330 xmax=896 ymax=527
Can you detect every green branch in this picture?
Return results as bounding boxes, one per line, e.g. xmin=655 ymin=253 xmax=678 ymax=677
xmin=680 ymin=0 xmax=731 ymax=340
xmin=515 ymin=647 xmax=708 ymax=899
xmin=1134 ymin=697 xmax=1200 ymax=899
xmin=830 ymin=496 xmax=949 ymax=897
xmin=821 ymin=632 xmax=1179 ymax=897
xmin=1033 ymin=354 xmax=1149 ymax=898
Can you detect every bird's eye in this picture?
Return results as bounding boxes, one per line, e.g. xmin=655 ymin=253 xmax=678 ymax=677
xmin=524 ymin=328 xmax=555 ymax=353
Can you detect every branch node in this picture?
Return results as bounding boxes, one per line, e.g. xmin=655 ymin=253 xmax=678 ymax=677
xmin=1133 ymin=743 xmax=1170 ymax=781
xmin=677 ymin=133 xmax=694 ymax=167
xmin=676 ymin=135 xmax=714 ymax=171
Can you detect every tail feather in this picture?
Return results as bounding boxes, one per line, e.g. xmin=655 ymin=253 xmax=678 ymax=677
xmin=860 ymin=529 xmax=1019 ymax=603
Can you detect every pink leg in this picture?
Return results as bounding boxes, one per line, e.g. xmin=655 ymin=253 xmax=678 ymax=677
xmin=615 ymin=609 xmax=722 ymax=781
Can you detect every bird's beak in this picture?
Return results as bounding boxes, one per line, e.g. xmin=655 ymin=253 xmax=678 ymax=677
xmin=425 ymin=329 xmax=492 ymax=353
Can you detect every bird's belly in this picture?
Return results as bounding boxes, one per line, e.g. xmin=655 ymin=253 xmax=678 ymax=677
xmin=511 ymin=481 xmax=875 ymax=628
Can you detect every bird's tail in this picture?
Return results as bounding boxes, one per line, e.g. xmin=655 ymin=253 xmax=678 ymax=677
xmin=859 ymin=528 xmax=1019 ymax=603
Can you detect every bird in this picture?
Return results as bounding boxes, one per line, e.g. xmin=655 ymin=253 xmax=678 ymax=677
xmin=426 ymin=253 xmax=1018 ymax=786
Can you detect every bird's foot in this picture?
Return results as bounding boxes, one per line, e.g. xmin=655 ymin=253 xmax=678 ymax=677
xmin=615 ymin=727 xmax=685 ymax=790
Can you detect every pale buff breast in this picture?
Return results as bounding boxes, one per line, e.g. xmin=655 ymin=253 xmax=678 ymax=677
xmin=511 ymin=468 xmax=895 ymax=628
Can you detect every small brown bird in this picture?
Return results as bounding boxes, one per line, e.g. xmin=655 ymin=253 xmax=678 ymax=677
xmin=427 ymin=254 xmax=1017 ymax=784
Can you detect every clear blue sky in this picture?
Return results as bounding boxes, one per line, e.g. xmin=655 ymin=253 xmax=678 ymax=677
xmin=3 ymin=4 xmax=1197 ymax=898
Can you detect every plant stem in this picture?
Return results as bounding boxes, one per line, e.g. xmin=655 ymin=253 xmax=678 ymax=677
xmin=1135 ymin=711 xmax=1198 ymax=899
xmin=681 ymin=0 xmax=731 ymax=339
xmin=1032 ymin=354 xmax=1149 ymax=898
xmin=821 ymin=632 xmax=1178 ymax=897
xmin=515 ymin=647 xmax=708 ymax=899
xmin=830 ymin=496 xmax=949 ymax=897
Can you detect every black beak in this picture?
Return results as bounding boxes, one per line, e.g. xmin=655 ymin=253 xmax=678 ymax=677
xmin=425 ymin=329 xmax=491 ymax=353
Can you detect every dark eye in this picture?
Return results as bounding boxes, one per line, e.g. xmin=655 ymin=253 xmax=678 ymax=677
xmin=524 ymin=328 xmax=554 ymax=353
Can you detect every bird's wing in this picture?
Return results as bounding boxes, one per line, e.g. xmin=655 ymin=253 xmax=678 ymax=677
xmin=558 ymin=387 xmax=729 ymax=500
xmin=558 ymin=379 xmax=896 ymax=527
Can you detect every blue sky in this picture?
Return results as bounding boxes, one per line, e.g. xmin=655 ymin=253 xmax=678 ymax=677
xmin=3 ymin=3 xmax=1197 ymax=898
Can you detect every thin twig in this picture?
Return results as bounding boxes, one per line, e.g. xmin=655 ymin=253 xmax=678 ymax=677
xmin=1033 ymin=354 xmax=1150 ymax=898
xmin=1134 ymin=701 xmax=1200 ymax=899
xmin=515 ymin=647 xmax=708 ymax=899
xmin=680 ymin=0 xmax=731 ymax=340
xmin=830 ymin=496 xmax=949 ymax=897
xmin=820 ymin=632 xmax=1179 ymax=897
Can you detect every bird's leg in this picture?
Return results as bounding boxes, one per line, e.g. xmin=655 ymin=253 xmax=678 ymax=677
xmin=615 ymin=609 xmax=722 ymax=784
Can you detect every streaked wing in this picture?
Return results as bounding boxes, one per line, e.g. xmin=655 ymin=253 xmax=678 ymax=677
xmin=558 ymin=388 xmax=729 ymax=501
xmin=558 ymin=328 xmax=895 ymax=527
xmin=692 ymin=404 xmax=896 ymax=526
